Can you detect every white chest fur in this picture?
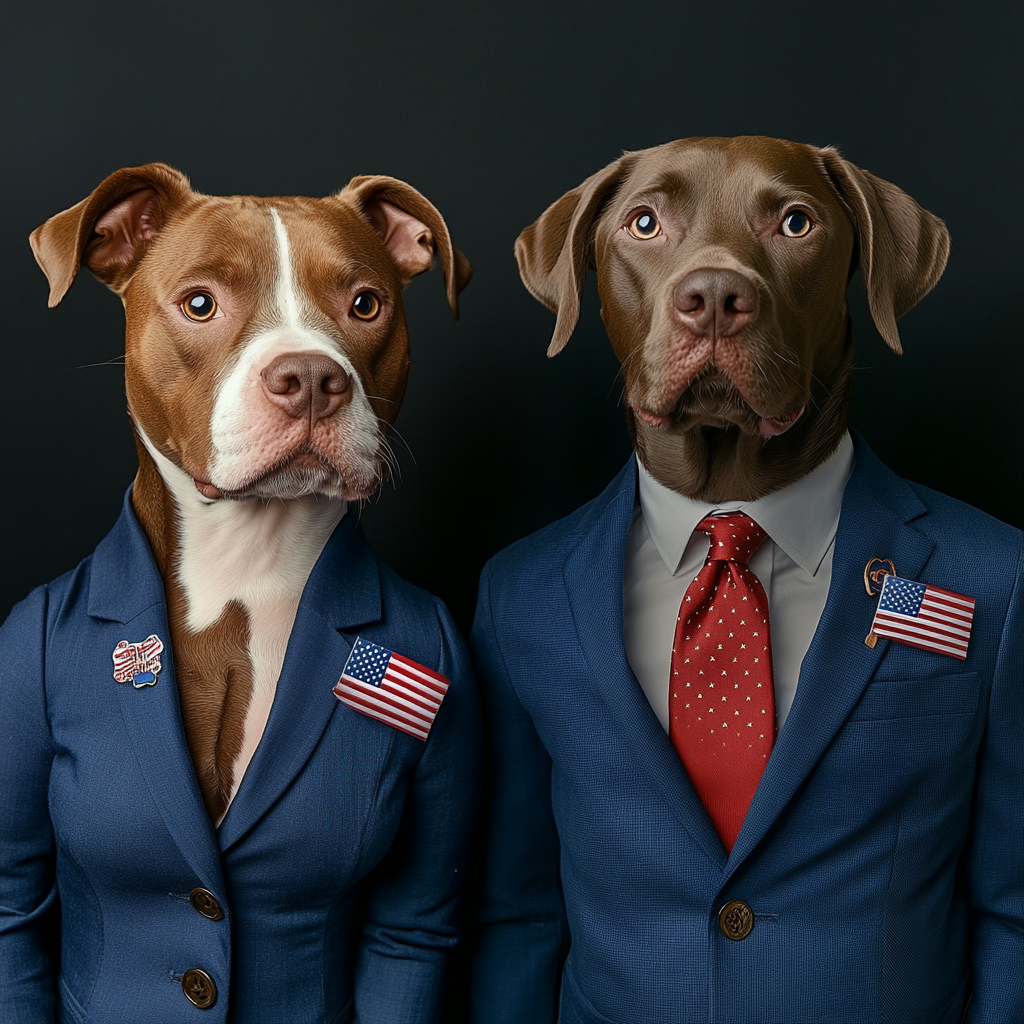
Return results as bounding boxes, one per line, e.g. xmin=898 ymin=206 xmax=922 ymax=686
xmin=139 ymin=431 xmax=344 ymax=815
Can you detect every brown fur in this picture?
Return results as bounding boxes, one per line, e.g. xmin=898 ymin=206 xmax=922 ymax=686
xmin=515 ymin=136 xmax=949 ymax=501
xmin=31 ymin=164 xmax=471 ymax=820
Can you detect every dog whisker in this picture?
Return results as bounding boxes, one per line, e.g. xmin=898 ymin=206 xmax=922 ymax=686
xmin=70 ymin=355 xmax=127 ymax=369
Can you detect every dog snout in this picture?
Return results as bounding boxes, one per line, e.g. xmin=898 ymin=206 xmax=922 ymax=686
xmin=260 ymin=353 xmax=352 ymax=421
xmin=673 ymin=269 xmax=759 ymax=339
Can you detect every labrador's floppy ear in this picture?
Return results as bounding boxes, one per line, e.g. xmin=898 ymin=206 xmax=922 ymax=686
xmin=30 ymin=162 xmax=193 ymax=307
xmin=818 ymin=148 xmax=949 ymax=355
xmin=516 ymin=154 xmax=634 ymax=357
xmin=340 ymin=175 xmax=472 ymax=319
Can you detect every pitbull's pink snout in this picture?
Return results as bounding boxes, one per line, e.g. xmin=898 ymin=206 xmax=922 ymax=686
xmin=673 ymin=268 xmax=759 ymax=339
xmin=261 ymin=353 xmax=352 ymax=422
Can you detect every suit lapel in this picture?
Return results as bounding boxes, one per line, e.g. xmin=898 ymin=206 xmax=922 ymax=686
xmin=726 ymin=435 xmax=935 ymax=871
xmin=564 ymin=462 xmax=729 ymax=870
xmin=91 ymin=492 xmax=223 ymax=890
xmin=217 ymin=513 xmax=383 ymax=851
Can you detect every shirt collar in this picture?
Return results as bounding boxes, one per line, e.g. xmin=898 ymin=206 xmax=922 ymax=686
xmin=636 ymin=431 xmax=854 ymax=578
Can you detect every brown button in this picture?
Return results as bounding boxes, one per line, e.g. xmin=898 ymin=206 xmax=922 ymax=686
xmin=181 ymin=968 xmax=217 ymax=1009
xmin=718 ymin=899 xmax=755 ymax=941
xmin=188 ymin=887 xmax=224 ymax=921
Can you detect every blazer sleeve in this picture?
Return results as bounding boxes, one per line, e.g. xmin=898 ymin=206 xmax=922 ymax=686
xmin=965 ymin=535 xmax=1024 ymax=1022
xmin=0 ymin=587 xmax=58 ymax=1024
xmin=468 ymin=567 xmax=569 ymax=1024
xmin=353 ymin=603 xmax=482 ymax=1024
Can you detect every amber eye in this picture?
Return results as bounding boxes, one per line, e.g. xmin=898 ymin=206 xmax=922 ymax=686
xmin=626 ymin=210 xmax=661 ymax=239
xmin=781 ymin=211 xmax=813 ymax=238
xmin=351 ymin=291 xmax=381 ymax=320
xmin=181 ymin=291 xmax=218 ymax=322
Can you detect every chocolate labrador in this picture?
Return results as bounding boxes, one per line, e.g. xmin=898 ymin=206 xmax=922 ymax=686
xmin=515 ymin=135 xmax=949 ymax=500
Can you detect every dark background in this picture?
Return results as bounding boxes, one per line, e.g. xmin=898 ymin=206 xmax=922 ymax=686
xmin=1 ymin=1 xmax=1021 ymax=1018
xmin=2 ymin=1 xmax=1021 ymax=632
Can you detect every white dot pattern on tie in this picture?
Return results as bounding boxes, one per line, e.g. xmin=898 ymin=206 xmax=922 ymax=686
xmin=668 ymin=513 xmax=777 ymax=851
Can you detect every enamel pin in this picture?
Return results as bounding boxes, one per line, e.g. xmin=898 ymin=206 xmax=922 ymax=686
xmin=864 ymin=557 xmax=896 ymax=596
xmin=867 ymin=575 xmax=975 ymax=660
xmin=112 ymin=634 xmax=165 ymax=688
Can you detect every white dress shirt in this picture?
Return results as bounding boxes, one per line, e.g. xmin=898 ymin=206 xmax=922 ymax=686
xmin=623 ymin=433 xmax=854 ymax=733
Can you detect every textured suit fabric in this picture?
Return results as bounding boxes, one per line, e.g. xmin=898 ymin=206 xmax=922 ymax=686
xmin=469 ymin=433 xmax=1024 ymax=1024
xmin=0 ymin=492 xmax=480 ymax=1024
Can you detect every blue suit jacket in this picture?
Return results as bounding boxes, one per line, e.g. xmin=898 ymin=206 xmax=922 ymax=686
xmin=0 ymin=492 xmax=480 ymax=1024
xmin=469 ymin=435 xmax=1023 ymax=1024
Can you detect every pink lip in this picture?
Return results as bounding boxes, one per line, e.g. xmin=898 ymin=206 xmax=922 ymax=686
xmin=758 ymin=404 xmax=806 ymax=439
xmin=192 ymin=477 xmax=224 ymax=499
xmin=632 ymin=406 xmax=671 ymax=428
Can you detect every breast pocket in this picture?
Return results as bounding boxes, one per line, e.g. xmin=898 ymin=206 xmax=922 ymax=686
xmin=848 ymin=672 xmax=982 ymax=721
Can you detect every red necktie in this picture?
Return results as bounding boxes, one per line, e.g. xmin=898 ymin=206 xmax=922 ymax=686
xmin=669 ymin=513 xmax=776 ymax=852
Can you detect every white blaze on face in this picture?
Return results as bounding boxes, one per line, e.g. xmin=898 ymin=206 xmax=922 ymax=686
xmin=206 ymin=207 xmax=381 ymax=498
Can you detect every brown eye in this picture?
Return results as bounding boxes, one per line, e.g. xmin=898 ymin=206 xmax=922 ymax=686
xmin=351 ymin=291 xmax=381 ymax=320
xmin=781 ymin=211 xmax=813 ymax=238
xmin=181 ymin=291 xmax=218 ymax=322
xmin=626 ymin=210 xmax=661 ymax=239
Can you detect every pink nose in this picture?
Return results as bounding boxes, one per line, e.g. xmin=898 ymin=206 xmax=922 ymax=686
xmin=673 ymin=268 xmax=759 ymax=338
xmin=260 ymin=353 xmax=352 ymax=421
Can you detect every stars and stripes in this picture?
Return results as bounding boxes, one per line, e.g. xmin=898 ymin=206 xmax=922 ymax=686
xmin=112 ymin=634 xmax=164 ymax=687
xmin=334 ymin=637 xmax=449 ymax=741
xmin=870 ymin=575 xmax=975 ymax=660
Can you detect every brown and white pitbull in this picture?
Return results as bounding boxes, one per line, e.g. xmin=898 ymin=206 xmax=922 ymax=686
xmin=31 ymin=163 xmax=471 ymax=822
xmin=515 ymin=135 xmax=949 ymax=499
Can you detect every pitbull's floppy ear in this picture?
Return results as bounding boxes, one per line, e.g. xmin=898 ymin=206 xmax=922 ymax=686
xmin=30 ymin=163 xmax=192 ymax=307
xmin=341 ymin=175 xmax=472 ymax=319
xmin=516 ymin=155 xmax=633 ymax=357
xmin=819 ymin=148 xmax=949 ymax=355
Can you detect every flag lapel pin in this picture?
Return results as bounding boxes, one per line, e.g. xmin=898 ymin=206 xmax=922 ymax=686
xmin=868 ymin=575 xmax=975 ymax=660
xmin=112 ymin=634 xmax=165 ymax=688
xmin=334 ymin=636 xmax=450 ymax=741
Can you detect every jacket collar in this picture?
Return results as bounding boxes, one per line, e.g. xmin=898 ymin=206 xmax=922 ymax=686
xmin=88 ymin=488 xmax=168 ymax=623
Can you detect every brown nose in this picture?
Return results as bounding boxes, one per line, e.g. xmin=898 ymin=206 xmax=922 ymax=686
xmin=260 ymin=353 xmax=352 ymax=421
xmin=673 ymin=269 xmax=759 ymax=338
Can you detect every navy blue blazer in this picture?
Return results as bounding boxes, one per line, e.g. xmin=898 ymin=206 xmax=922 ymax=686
xmin=469 ymin=434 xmax=1023 ymax=1024
xmin=0 ymin=493 xmax=480 ymax=1024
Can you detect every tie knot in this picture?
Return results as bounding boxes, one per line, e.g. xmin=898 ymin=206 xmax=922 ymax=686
xmin=697 ymin=513 xmax=767 ymax=566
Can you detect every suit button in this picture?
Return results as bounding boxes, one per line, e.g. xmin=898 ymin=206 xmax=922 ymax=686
xmin=181 ymin=968 xmax=217 ymax=1009
xmin=718 ymin=899 xmax=755 ymax=940
xmin=188 ymin=887 xmax=224 ymax=921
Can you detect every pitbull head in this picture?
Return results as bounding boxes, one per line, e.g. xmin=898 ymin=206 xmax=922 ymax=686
xmin=515 ymin=136 xmax=949 ymax=501
xmin=31 ymin=162 xmax=472 ymax=505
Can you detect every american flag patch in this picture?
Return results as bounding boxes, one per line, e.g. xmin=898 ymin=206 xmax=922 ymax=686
xmin=334 ymin=637 xmax=449 ymax=741
xmin=112 ymin=634 xmax=164 ymax=687
xmin=870 ymin=575 xmax=975 ymax=660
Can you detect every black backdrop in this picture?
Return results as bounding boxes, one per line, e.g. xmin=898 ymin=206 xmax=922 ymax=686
xmin=2 ymin=1 xmax=1021 ymax=631
xmin=1 ymin=1 xmax=1022 ymax=1018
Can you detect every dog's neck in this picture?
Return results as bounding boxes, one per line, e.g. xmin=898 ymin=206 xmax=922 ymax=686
xmin=132 ymin=432 xmax=345 ymax=629
xmin=131 ymin=430 xmax=345 ymax=820
xmin=632 ymin=344 xmax=853 ymax=504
